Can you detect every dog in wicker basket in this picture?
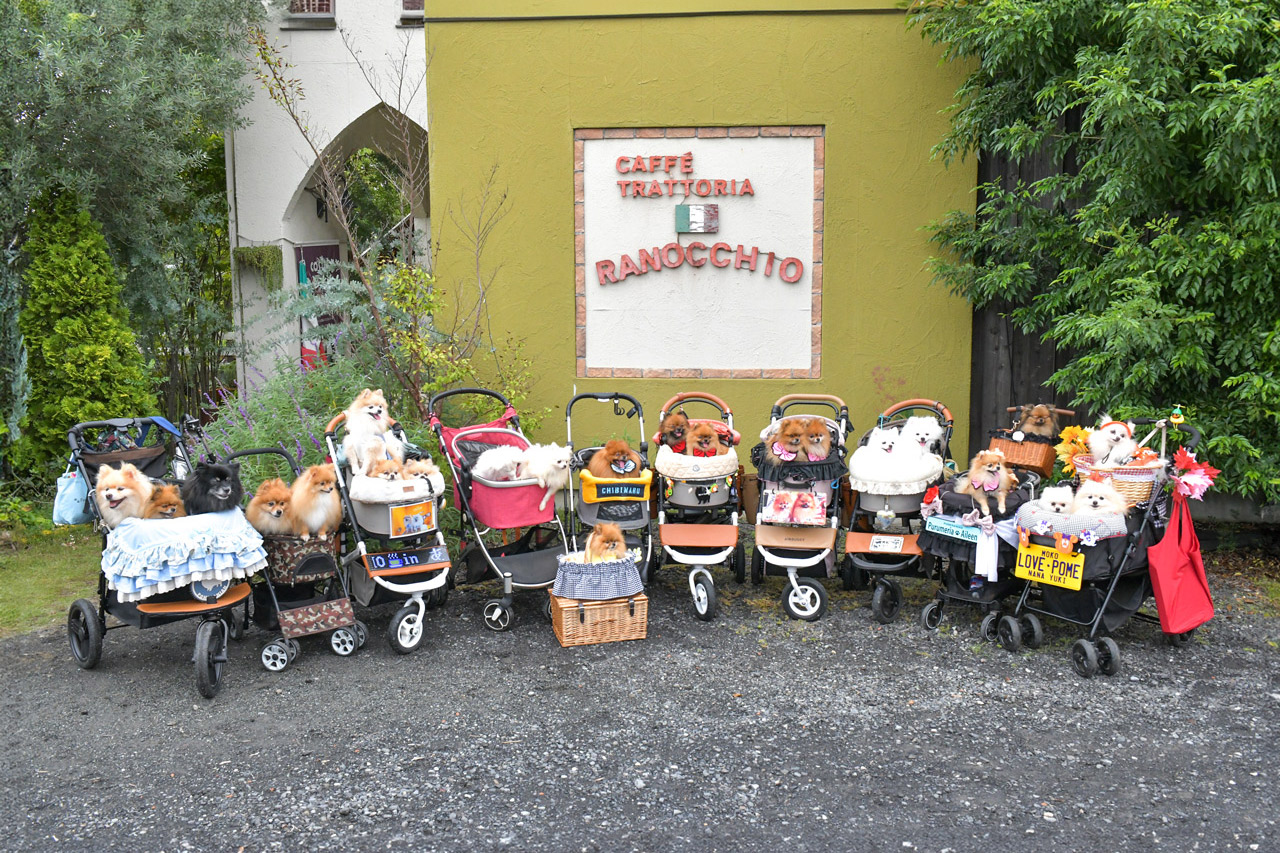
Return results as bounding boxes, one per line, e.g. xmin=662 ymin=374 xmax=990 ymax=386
xmin=1014 ymin=404 xmax=1060 ymax=439
xmin=1088 ymin=417 xmax=1138 ymax=466
xmin=584 ymin=523 xmax=627 ymax=563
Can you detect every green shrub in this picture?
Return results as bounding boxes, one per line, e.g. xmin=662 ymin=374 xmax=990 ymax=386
xmin=12 ymin=190 xmax=157 ymax=475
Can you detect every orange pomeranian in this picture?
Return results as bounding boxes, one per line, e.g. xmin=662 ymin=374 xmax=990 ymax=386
xmin=587 ymin=439 xmax=643 ymax=479
xmin=1015 ymin=404 xmax=1060 ymax=439
xmin=685 ymin=422 xmax=727 ymax=457
xmin=94 ymin=463 xmax=154 ymax=529
xmin=246 ymin=478 xmax=293 ymax=535
xmin=289 ymin=464 xmax=342 ymax=541
xmin=659 ymin=410 xmax=690 ymax=449
xmin=584 ymin=522 xmax=627 ymax=563
xmin=800 ymin=417 xmax=832 ymax=462
xmin=401 ymin=458 xmax=441 ymax=481
xmin=142 ymin=484 xmax=186 ymax=520
xmin=955 ymin=449 xmax=1019 ymax=516
xmin=365 ymin=457 xmax=402 ymax=480
xmin=764 ymin=418 xmax=806 ymax=466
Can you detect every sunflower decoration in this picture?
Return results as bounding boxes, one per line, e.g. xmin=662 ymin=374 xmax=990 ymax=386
xmin=1054 ymin=425 xmax=1091 ymax=476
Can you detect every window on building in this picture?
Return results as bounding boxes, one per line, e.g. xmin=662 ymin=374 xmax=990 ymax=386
xmin=289 ymin=0 xmax=333 ymax=14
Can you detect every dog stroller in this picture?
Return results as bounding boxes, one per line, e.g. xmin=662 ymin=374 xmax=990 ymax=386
xmin=219 ymin=446 xmax=365 ymax=671
xmin=429 ymin=387 xmax=568 ymax=632
xmin=564 ymin=390 xmax=654 ymax=570
xmin=748 ymin=394 xmax=850 ymax=621
xmin=325 ymin=411 xmax=451 ymax=654
xmin=65 ymin=417 xmax=264 ymax=699
xmin=999 ymin=417 xmax=1205 ymax=678
xmin=843 ymin=399 xmax=955 ymax=624
xmin=650 ymin=392 xmax=745 ymax=621
xmin=914 ymin=469 xmax=1041 ymax=635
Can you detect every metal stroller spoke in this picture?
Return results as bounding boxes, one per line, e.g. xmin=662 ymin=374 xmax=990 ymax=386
xmin=482 ymin=600 xmax=513 ymax=632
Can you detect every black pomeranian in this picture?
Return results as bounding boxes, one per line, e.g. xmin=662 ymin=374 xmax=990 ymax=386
xmin=181 ymin=461 xmax=244 ymax=515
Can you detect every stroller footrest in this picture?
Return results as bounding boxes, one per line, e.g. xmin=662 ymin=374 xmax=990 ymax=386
xmin=660 ymin=523 xmax=738 ymax=549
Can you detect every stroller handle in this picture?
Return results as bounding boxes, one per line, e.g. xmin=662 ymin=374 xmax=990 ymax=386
xmin=566 ymin=391 xmax=643 ymax=418
xmin=886 ymin=399 xmax=955 ymax=423
xmin=660 ymin=391 xmax=733 ymax=417
xmin=771 ymin=394 xmax=848 ymax=423
xmin=428 ymin=387 xmax=511 ymax=414
xmin=223 ymin=446 xmax=303 ymax=478
xmin=1131 ymin=416 xmax=1201 ymax=451
xmin=67 ymin=417 xmax=173 ymax=451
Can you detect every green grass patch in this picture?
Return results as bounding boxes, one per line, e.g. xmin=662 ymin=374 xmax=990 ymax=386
xmin=1254 ymin=577 xmax=1280 ymax=614
xmin=0 ymin=524 xmax=101 ymax=638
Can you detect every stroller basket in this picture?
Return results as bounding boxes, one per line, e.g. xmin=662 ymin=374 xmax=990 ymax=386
xmin=262 ymin=534 xmax=339 ymax=585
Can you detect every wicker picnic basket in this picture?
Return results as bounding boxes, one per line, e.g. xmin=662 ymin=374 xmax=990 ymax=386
xmin=988 ymin=430 xmax=1056 ymax=477
xmin=550 ymin=591 xmax=648 ymax=647
xmin=1072 ymin=454 xmax=1164 ymax=508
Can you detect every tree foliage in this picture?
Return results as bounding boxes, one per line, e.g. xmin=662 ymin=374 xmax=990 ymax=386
xmin=910 ymin=0 xmax=1280 ymax=502
xmin=13 ymin=191 xmax=157 ymax=472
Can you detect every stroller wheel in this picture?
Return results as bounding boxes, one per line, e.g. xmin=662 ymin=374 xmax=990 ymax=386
xmin=870 ymin=579 xmax=901 ymax=624
xmin=261 ymin=639 xmax=290 ymax=672
xmin=543 ymin=594 xmax=555 ymax=624
xmin=781 ymin=578 xmax=827 ymax=622
xmin=997 ymin=615 xmax=1023 ymax=652
xmin=227 ymin=604 xmax=246 ymax=642
xmin=841 ymin=556 xmax=868 ymax=592
xmin=647 ymin=545 xmax=664 ymax=583
xmin=1019 ymin=614 xmax=1044 ymax=649
xmin=482 ymin=600 xmax=513 ymax=632
xmin=193 ymin=620 xmax=226 ymax=700
xmin=353 ymin=620 xmax=369 ymax=648
xmin=980 ymin=611 xmax=1001 ymax=643
xmin=1070 ymin=638 xmax=1099 ymax=678
xmin=730 ymin=542 xmax=746 ymax=585
xmin=388 ymin=605 xmax=425 ymax=654
xmin=1165 ymin=628 xmax=1196 ymax=648
xmin=749 ymin=547 xmax=764 ymax=585
xmin=920 ymin=599 xmax=944 ymax=632
xmin=284 ymin=638 xmax=301 ymax=661
xmin=427 ymin=583 xmax=449 ymax=609
xmin=691 ymin=574 xmax=718 ymax=622
xmin=67 ymin=599 xmax=104 ymax=670
xmin=329 ymin=627 xmax=359 ymax=657
xmin=1096 ymin=636 xmax=1121 ymax=676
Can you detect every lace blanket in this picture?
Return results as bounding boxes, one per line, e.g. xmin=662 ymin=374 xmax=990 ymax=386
xmin=654 ymin=445 xmax=739 ymax=479
xmin=102 ymin=509 xmax=266 ymax=602
xmin=348 ymin=471 xmax=445 ymax=504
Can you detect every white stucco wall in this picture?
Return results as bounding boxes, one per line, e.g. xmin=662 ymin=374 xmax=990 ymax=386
xmin=227 ymin=2 xmax=428 ymax=377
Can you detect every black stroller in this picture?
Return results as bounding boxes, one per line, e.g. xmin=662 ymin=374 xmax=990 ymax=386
xmin=65 ymin=416 xmax=261 ymax=699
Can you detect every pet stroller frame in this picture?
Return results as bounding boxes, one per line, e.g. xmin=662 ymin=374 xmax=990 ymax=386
xmin=749 ymin=394 xmax=850 ymax=621
xmin=564 ymin=390 xmax=655 ymax=571
xmin=915 ymin=469 xmax=1041 ymax=636
xmin=650 ymin=391 xmax=744 ymax=621
xmin=325 ymin=412 xmax=451 ymax=654
xmin=843 ymin=399 xmax=956 ymax=624
xmin=429 ymin=387 xmax=568 ymax=632
xmin=999 ymin=418 xmax=1202 ymax=678
xmin=221 ymin=446 xmax=365 ymax=671
xmin=65 ymin=416 xmax=254 ymax=699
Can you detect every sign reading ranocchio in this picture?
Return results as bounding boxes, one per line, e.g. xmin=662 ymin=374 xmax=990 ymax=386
xmin=574 ymin=127 xmax=824 ymax=379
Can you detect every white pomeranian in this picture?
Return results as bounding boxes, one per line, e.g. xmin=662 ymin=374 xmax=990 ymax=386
xmin=1037 ymin=484 xmax=1074 ymax=515
xmin=519 ymin=442 xmax=574 ymax=510
xmin=900 ymin=416 xmax=944 ymax=455
xmin=1087 ymin=417 xmax=1137 ymax=466
xmin=1071 ymin=476 xmax=1127 ymax=515
xmin=471 ymin=445 xmax=525 ymax=482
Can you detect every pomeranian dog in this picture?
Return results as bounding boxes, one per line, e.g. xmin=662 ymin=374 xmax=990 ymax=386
xmin=94 ymin=463 xmax=154 ymax=529
xmin=246 ymin=478 xmax=293 ymax=535
xmin=1072 ymin=476 xmax=1127 ymax=515
xmin=848 ymin=426 xmax=900 ymax=480
xmin=764 ymin=418 xmax=806 ymax=465
xmin=471 ymin=445 xmax=525 ymax=482
xmin=401 ymin=458 xmax=441 ymax=481
xmin=956 ymin=449 xmax=1018 ymax=516
xmin=1015 ymin=404 xmax=1059 ymax=439
xmin=290 ymin=464 xmax=342 ymax=541
xmin=584 ymin=523 xmax=627 ymax=563
xmin=181 ymin=461 xmax=244 ymax=515
xmin=1037 ymin=484 xmax=1074 ymax=515
xmin=789 ymin=491 xmax=823 ymax=525
xmin=800 ymin=417 xmax=832 ymax=462
xmin=587 ymin=439 xmax=643 ymax=479
xmin=1088 ymin=417 xmax=1138 ymax=466
xmin=519 ymin=442 xmax=573 ymax=510
xmin=901 ymin=416 xmax=944 ymax=455
xmin=365 ymin=457 xmax=402 ymax=480
xmin=686 ymin=422 xmax=726 ymax=457
xmin=341 ymin=388 xmax=405 ymax=473
xmin=659 ymin=410 xmax=689 ymax=449
xmin=142 ymin=484 xmax=186 ymax=520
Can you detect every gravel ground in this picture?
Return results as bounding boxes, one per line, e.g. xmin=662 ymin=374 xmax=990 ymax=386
xmin=1 ymin=561 xmax=1277 ymax=852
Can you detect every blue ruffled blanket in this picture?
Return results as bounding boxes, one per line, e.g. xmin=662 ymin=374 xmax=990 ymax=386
xmin=102 ymin=509 xmax=267 ymax=602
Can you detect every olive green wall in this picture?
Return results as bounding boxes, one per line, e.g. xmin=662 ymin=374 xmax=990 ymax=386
xmin=424 ymin=4 xmax=974 ymax=454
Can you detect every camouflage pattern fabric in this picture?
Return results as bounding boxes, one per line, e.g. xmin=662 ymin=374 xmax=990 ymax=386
xmin=263 ymin=534 xmax=339 ymax=584
xmin=277 ymin=597 xmax=355 ymax=639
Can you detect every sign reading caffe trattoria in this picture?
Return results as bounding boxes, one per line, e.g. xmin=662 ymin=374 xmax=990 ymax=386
xmin=577 ymin=127 xmax=822 ymax=376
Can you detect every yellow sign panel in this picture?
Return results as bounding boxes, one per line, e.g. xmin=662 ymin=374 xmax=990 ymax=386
xmin=389 ymin=500 xmax=435 ymax=538
xmin=1015 ymin=542 xmax=1086 ymax=591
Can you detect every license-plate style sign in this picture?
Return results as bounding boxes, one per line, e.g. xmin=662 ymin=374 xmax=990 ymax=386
xmin=365 ymin=545 xmax=450 ymax=573
xmin=869 ymin=535 xmax=904 ymax=553
xmin=1014 ymin=542 xmax=1086 ymax=590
